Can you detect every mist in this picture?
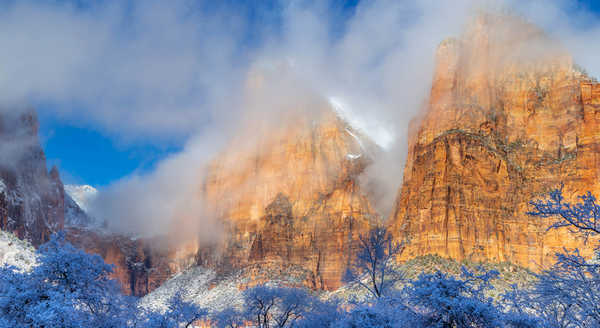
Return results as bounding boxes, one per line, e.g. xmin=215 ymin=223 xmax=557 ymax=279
xmin=1 ymin=0 xmax=600 ymax=239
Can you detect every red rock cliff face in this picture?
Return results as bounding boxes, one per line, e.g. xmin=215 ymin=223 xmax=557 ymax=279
xmin=0 ymin=110 xmax=161 ymax=296
xmin=69 ymin=104 xmax=379 ymax=295
xmin=390 ymin=14 xmax=600 ymax=269
xmin=0 ymin=111 xmax=64 ymax=246
xmin=201 ymin=108 xmax=376 ymax=290
xmin=66 ymin=227 xmax=190 ymax=296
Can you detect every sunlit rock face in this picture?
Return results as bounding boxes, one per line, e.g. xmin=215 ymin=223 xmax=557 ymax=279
xmin=0 ymin=111 xmax=64 ymax=246
xmin=390 ymin=14 xmax=600 ymax=269
xmin=200 ymin=107 xmax=377 ymax=290
xmin=71 ymin=104 xmax=379 ymax=296
xmin=66 ymin=227 xmax=191 ymax=296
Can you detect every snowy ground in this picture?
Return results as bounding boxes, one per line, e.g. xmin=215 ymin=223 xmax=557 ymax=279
xmin=140 ymin=263 xmax=321 ymax=315
xmin=139 ymin=266 xmax=244 ymax=314
xmin=141 ymin=253 xmax=537 ymax=316
xmin=0 ymin=230 xmax=37 ymax=271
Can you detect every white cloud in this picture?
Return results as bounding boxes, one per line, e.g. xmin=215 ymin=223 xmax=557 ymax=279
xmin=2 ymin=0 xmax=600 ymax=236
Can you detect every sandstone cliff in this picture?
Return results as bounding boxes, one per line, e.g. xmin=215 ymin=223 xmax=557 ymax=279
xmin=65 ymin=227 xmax=182 ymax=296
xmin=66 ymin=104 xmax=380 ymax=295
xmin=391 ymin=14 xmax=600 ymax=269
xmin=201 ymin=108 xmax=377 ymax=290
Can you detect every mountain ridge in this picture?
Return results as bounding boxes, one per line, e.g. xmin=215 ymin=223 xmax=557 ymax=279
xmin=390 ymin=13 xmax=600 ymax=269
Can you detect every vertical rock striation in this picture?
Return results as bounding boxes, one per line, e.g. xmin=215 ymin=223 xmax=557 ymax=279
xmin=391 ymin=14 xmax=600 ymax=269
xmin=0 ymin=111 xmax=64 ymax=246
xmin=201 ymin=108 xmax=377 ymax=290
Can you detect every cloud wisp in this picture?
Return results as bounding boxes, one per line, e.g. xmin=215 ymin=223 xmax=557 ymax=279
xmin=2 ymin=0 xmax=600 ymax=239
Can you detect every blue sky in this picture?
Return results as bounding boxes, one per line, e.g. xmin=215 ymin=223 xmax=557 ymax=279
xmin=580 ymin=0 xmax=600 ymax=13
xmin=36 ymin=0 xmax=361 ymax=187
xmin=39 ymin=110 xmax=181 ymax=186
xmin=33 ymin=0 xmax=600 ymax=187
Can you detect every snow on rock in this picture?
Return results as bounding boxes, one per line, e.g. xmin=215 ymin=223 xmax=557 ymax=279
xmin=329 ymin=96 xmax=395 ymax=150
xmin=0 ymin=230 xmax=37 ymax=271
xmin=64 ymin=185 xmax=97 ymax=212
xmin=64 ymin=194 xmax=93 ymax=227
xmin=140 ymin=264 xmax=315 ymax=314
xmin=139 ymin=266 xmax=245 ymax=314
xmin=64 ymin=185 xmax=99 ymax=228
xmin=344 ymin=128 xmax=365 ymax=151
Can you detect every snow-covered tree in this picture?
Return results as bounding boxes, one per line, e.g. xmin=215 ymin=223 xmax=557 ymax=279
xmin=520 ymin=188 xmax=600 ymax=327
xmin=529 ymin=187 xmax=600 ymax=240
xmin=331 ymin=296 xmax=417 ymax=328
xmin=344 ymin=226 xmax=405 ymax=298
xmin=0 ymin=231 xmax=134 ymax=327
xmin=137 ymin=292 xmax=208 ymax=328
xmin=294 ymin=297 xmax=344 ymax=328
xmin=405 ymin=267 xmax=502 ymax=328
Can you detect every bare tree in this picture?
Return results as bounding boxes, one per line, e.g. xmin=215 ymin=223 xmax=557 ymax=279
xmin=345 ymin=226 xmax=406 ymax=298
xmin=529 ymin=187 xmax=600 ymax=240
xmin=242 ymin=285 xmax=314 ymax=328
xmin=524 ymin=188 xmax=600 ymax=327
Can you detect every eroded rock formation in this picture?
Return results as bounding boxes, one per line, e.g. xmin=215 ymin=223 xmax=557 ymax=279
xmin=65 ymin=227 xmax=186 ymax=296
xmin=0 ymin=111 xmax=64 ymax=246
xmin=391 ymin=14 xmax=600 ymax=269
xmin=201 ymin=108 xmax=376 ymax=290
xmin=5 ymin=13 xmax=600 ymax=297
xmin=65 ymin=104 xmax=380 ymax=295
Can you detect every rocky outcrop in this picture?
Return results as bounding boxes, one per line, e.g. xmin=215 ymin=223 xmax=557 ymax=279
xmin=0 ymin=110 xmax=155 ymax=295
xmin=65 ymin=227 xmax=179 ymax=296
xmin=0 ymin=111 xmax=64 ymax=246
xmin=391 ymin=14 xmax=600 ymax=269
xmin=201 ymin=108 xmax=376 ymax=290
xmin=10 ymin=13 xmax=600 ymax=296
xmin=78 ymin=104 xmax=379 ymax=295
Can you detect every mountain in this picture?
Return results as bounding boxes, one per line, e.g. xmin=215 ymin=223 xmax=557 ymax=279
xmin=390 ymin=14 xmax=600 ymax=269
xmin=0 ymin=111 xmax=152 ymax=295
xmin=0 ymin=111 xmax=64 ymax=246
xmin=64 ymin=184 xmax=97 ymax=228
xmin=65 ymin=104 xmax=379 ymax=296
xmin=3 ymin=12 xmax=600 ymax=299
xmin=65 ymin=184 xmax=97 ymax=213
xmin=64 ymin=228 xmax=179 ymax=296
xmin=198 ymin=107 xmax=377 ymax=290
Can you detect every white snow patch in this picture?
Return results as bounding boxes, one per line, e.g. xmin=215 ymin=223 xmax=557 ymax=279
xmin=346 ymin=154 xmax=362 ymax=160
xmin=0 ymin=230 xmax=37 ymax=271
xmin=345 ymin=128 xmax=365 ymax=151
xmin=329 ymin=97 xmax=395 ymax=150
xmin=65 ymin=184 xmax=98 ymax=212
xmin=140 ymin=266 xmax=245 ymax=314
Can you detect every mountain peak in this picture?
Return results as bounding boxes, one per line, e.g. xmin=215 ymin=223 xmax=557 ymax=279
xmin=392 ymin=13 xmax=600 ymax=270
xmin=64 ymin=184 xmax=97 ymax=212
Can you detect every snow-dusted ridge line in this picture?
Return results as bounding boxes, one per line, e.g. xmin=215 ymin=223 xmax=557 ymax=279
xmin=65 ymin=184 xmax=98 ymax=212
xmin=328 ymin=96 xmax=395 ymax=150
xmin=64 ymin=184 xmax=106 ymax=230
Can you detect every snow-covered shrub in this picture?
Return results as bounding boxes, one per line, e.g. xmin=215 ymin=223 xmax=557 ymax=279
xmin=404 ymin=267 xmax=503 ymax=328
xmin=0 ymin=231 xmax=133 ymax=327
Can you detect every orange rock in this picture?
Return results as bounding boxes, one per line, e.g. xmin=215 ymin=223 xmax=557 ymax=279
xmin=201 ymin=108 xmax=376 ymax=290
xmin=390 ymin=14 xmax=600 ymax=269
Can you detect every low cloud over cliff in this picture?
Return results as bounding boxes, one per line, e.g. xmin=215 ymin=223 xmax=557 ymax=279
xmin=2 ymin=0 xmax=600 ymax=239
